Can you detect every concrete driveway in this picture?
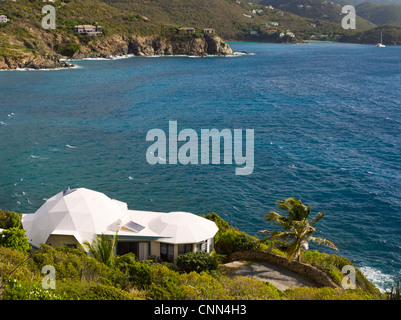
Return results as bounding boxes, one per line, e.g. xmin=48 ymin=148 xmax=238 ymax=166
xmin=224 ymin=260 xmax=319 ymax=291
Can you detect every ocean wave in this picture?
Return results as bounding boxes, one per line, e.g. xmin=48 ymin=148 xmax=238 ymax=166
xmin=66 ymin=54 xmax=135 ymax=62
xmin=233 ymin=51 xmax=255 ymax=56
xmin=66 ymin=144 xmax=77 ymax=149
xmin=360 ymin=266 xmax=395 ymax=292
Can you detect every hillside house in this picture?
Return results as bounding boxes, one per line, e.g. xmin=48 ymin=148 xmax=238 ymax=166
xmin=74 ymin=25 xmax=103 ymax=36
xmin=202 ymin=28 xmax=215 ymax=34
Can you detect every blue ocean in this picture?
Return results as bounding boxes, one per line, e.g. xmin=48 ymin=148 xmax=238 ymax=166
xmin=1 ymin=41 xmax=400 ymax=291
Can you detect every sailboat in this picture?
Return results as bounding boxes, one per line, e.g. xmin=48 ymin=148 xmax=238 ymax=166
xmin=376 ymin=32 xmax=386 ymax=47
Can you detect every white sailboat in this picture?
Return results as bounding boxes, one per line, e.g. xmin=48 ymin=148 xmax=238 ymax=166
xmin=376 ymin=32 xmax=386 ymax=47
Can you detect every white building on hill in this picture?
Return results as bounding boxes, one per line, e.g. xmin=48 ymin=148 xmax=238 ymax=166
xmin=22 ymin=188 xmax=218 ymax=262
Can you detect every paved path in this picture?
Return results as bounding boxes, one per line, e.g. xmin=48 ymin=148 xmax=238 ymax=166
xmin=224 ymin=260 xmax=318 ymax=291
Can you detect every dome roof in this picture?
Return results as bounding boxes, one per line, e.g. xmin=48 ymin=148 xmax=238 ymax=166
xmin=148 ymin=211 xmax=218 ymax=244
xmin=22 ymin=188 xmax=127 ymax=248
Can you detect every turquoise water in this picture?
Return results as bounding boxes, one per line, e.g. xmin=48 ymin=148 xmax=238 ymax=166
xmin=1 ymin=42 xmax=401 ymax=291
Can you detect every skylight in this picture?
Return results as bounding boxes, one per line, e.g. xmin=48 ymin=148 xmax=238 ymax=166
xmin=123 ymin=221 xmax=145 ymax=232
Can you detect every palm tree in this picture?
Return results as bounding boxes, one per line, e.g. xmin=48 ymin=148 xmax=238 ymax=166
xmin=83 ymin=232 xmax=118 ymax=267
xmin=259 ymin=197 xmax=338 ymax=262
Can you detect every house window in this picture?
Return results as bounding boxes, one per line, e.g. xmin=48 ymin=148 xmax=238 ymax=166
xmin=117 ymin=241 xmax=149 ymax=261
xmin=160 ymin=243 xmax=174 ymax=262
xmin=196 ymin=241 xmax=207 ymax=252
xmin=178 ymin=244 xmax=193 ymax=256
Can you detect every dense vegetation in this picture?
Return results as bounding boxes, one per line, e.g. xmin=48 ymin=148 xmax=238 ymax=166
xmin=0 ymin=208 xmax=386 ymax=300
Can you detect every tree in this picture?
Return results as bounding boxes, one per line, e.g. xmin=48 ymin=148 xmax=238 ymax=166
xmin=82 ymin=232 xmax=118 ymax=268
xmin=259 ymin=198 xmax=338 ymax=262
xmin=0 ymin=227 xmax=30 ymax=253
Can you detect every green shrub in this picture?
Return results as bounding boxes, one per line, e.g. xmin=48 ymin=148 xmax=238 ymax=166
xmin=114 ymin=253 xmax=151 ymax=288
xmin=214 ymin=229 xmax=260 ymax=255
xmin=224 ymin=276 xmax=282 ymax=300
xmin=80 ymin=282 xmax=134 ymax=300
xmin=56 ymin=42 xmax=81 ymax=57
xmin=0 ymin=227 xmax=30 ymax=253
xmin=0 ymin=210 xmax=21 ymax=229
xmin=30 ymin=244 xmax=109 ymax=282
xmin=147 ymin=264 xmax=184 ymax=300
xmin=300 ymin=251 xmax=381 ymax=297
xmin=176 ymin=251 xmax=218 ymax=273
xmin=0 ymin=247 xmax=34 ymax=284
xmin=1 ymin=278 xmax=64 ymax=300
xmin=179 ymin=271 xmax=228 ymax=300
xmin=283 ymin=287 xmax=380 ymax=300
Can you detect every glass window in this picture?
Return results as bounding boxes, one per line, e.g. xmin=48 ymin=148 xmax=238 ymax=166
xmin=160 ymin=243 xmax=174 ymax=262
xmin=196 ymin=241 xmax=207 ymax=252
xmin=178 ymin=244 xmax=193 ymax=255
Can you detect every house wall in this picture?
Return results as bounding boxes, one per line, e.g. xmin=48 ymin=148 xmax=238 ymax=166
xmin=46 ymin=235 xmax=80 ymax=248
xmin=113 ymin=237 xmax=215 ymax=262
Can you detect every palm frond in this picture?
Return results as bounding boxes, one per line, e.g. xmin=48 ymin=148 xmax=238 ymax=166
xmin=259 ymin=230 xmax=296 ymax=241
xmin=310 ymin=212 xmax=325 ymax=226
xmin=308 ymin=236 xmax=339 ymax=251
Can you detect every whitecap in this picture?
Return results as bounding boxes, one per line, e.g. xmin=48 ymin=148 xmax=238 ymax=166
xmin=128 ymin=176 xmax=134 ymax=180
xmin=66 ymin=144 xmax=77 ymax=149
xmin=0 ymin=121 xmax=6 ymax=125
xmin=233 ymin=51 xmax=255 ymax=56
xmin=359 ymin=266 xmax=395 ymax=292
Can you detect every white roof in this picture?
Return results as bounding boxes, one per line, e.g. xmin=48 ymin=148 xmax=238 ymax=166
xmin=148 ymin=211 xmax=218 ymax=244
xmin=22 ymin=188 xmax=218 ymax=248
xmin=22 ymin=188 xmax=127 ymax=248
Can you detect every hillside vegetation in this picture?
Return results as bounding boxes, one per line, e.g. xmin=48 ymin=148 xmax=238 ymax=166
xmin=0 ymin=211 xmax=383 ymax=300
xmin=102 ymin=0 xmax=351 ymax=40
xmin=339 ymin=23 xmax=401 ymax=43
xmin=249 ymin=0 xmax=374 ymax=30
xmin=356 ymin=1 xmax=401 ymax=26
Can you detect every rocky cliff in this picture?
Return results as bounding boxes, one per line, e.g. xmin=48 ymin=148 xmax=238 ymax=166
xmin=0 ymin=33 xmax=233 ymax=70
xmin=72 ymin=34 xmax=233 ymax=59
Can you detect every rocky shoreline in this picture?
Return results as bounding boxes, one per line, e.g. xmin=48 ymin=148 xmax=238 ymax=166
xmin=0 ymin=34 xmax=234 ymax=70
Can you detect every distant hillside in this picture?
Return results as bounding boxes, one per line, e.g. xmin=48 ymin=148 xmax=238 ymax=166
xmin=249 ymin=0 xmax=374 ymax=30
xmin=355 ymin=2 xmax=401 ymax=26
xmin=102 ymin=0 xmax=352 ymax=40
xmin=347 ymin=0 xmax=401 ymax=4
xmin=0 ymin=0 xmax=233 ymax=69
xmin=339 ymin=24 xmax=401 ymax=43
